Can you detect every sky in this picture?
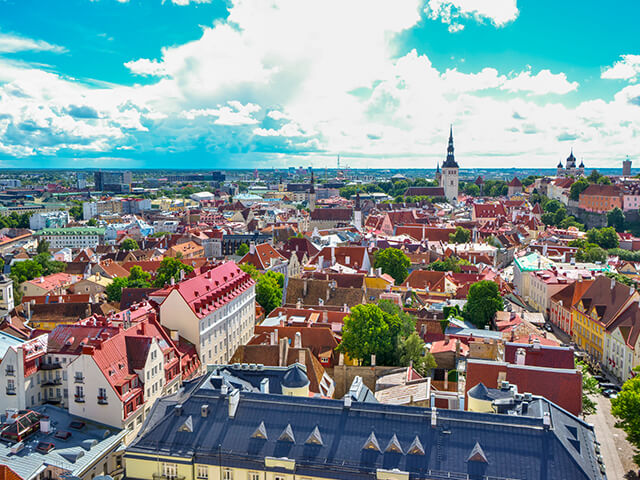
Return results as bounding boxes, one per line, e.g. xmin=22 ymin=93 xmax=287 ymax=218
xmin=0 ymin=0 xmax=638 ymax=170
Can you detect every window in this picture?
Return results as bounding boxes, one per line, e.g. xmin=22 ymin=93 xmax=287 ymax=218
xmin=222 ymin=469 xmax=233 ymax=480
xmin=162 ymin=463 xmax=178 ymax=479
xmin=98 ymin=387 xmax=107 ymax=404
xmin=196 ymin=466 xmax=208 ymax=479
xmin=75 ymin=385 xmax=84 ymax=402
xmin=6 ymin=379 xmax=16 ymax=394
xmin=75 ymin=372 xmax=84 ymax=383
xmin=248 ymin=474 xmax=260 ymax=480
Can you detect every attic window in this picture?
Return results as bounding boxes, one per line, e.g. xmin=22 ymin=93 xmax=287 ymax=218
xmin=408 ymin=436 xmax=424 ymax=455
xmin=305 ymin=426 xmax=323 ymax=446
xmin=278 ymin=424 xmax=295 ymax=443
xmin=362 ymin=432 xmax=380 ymax=452
xmin=251 ymin=421 xmax=268 ymax=440
xmin=385 ymin=434 xmax=403 ymax=454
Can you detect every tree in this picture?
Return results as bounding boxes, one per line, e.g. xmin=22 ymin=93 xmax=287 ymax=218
xmin=607 ymin=207 xmax=626 ymax=232
xmin=463 ymin=183 xmax=480 ymax=196
xmin=235 ymin=243 xmax=249 ymax=256
xmin=106 ymin=277 xmax=129 ymax=302
xmin=374 ymin=248 xmax=410 ymax=285
xmin=428 ymin=256 xmax=463 ymax=273
xmin=36 ymin=240 xmax=50 ymax=254
xmin=239 ymin=263 xmax=260 ymax=279
xmin=127 ymin=265 xmax=152 ymax=288
xmin=576 ymin=244 xmax=607 ymax=263
xmin=576 ymin=360 xmax=600 ymax=415
xmin=398 ymin=332 xmax=437 ymax=376
xmin=69 ymin=205 xmax=82 ymax=221
xmin=152 ymin=257 xmax=194 ymax=287
xmin=449 ymin=226 xmax=471 ymax=244
xmin=120 ymin=239 xmax=140 ymax=251
xmin=255 ymin=272 xmax=283 ymax=314
xmin=569 ymin=178 xmax=590 ymax=201
xmin=87 ymin=218 xmax=97 ymax=226
xmin=463 ymin=280 xmax=503 ymax=328
xmin=611 ymin=370 xmax=640 ymax=465
xmin=338 ymin=304 xmax=394 ymax=365
xmin=597 ymin=227 xmax=620 ymax=249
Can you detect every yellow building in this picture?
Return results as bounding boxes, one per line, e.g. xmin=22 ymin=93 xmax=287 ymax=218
xmin=571 ymin=276 xmax=638 ymax=362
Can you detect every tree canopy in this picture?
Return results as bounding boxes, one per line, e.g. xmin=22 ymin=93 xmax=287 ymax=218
xmin=152 ymin=257 xmax=194 ymax=287
xmin=607 ymin=207 xmax=625 ymax=232
xmin=120 ymin=238 xmax=140 ymax=251
xmin=255 ymin=270 xmax=284 ymax=314
xmin=449 ymin=226 xmax=471 ymax=244
xmin=463 ymin=280 xmax=503 ymax=328
xmin=611 ymin=370 xmax=640 ymax=465
xmin=235 ymin=243 xmax=249 ymax=256
xmin=373 ymin=247 xmax=410 ymax=285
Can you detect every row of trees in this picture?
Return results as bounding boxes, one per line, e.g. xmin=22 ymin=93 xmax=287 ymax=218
xmin=569 ymin=227 xmax=620 ymax=263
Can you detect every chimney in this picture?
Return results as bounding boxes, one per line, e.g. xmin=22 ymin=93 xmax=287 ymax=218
xmin=515 ymin=347 xmax=526 ymax=365
xmin=228 ymin=389 xmax=240 ymax=418
xmin=303 ymin=279 xmax=308 ymax=296
xmin=431 ymin=408 xmax=437 ymax=428
xmin=323 ymin=310 xmax=328 ymax=323
xmin=201 ymin=404 xmax=209 ymax=417
xmin=39 ymin=416 xmax=51 ymax=433
xmin=344 ymin=396 xmax=352 ymax=409
xmin=298 ymin=349 xmax=306 ymax=366
xmin=260 ymin=378 xmax=269 ymax=394
xmin=339 ymin=352 xmax=345 ymax=365
xmin=174 ymin=404 xmax=183 ymax=416
xmin=249 ymin=242 xmax=256 ymax=255
xmin=294 ymin=331 xmax=302 ymax=348
xmin=542 ymin=412 xmax=551 ymax=429
xmin=170 ymin=276 xmax=175 ymax=286
xmin=278 ymin=337 xmax=288 ymax=367
xmin=296 ymin=298 xmax=302 ymax=309
xmin=318 ymin=255 xmax=324 ymax=270
xmin=611 ymin=278 xmax=615 ymax=290
xmin=274 ymin=328 xmax=278 ymax=343
xmin=371 ymin=354 xmax=376 ymax=367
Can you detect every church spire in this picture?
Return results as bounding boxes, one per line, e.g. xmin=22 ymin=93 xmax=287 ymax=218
xmin=355 ymin=190 xmax=361 ymax=210
xmin=442 ymin=124 xmax=459 ymax=168
xmin=309 ymin=169 xmax=315 ymax=194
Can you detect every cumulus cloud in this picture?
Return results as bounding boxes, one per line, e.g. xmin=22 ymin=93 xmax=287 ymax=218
xmin=602 ymin=55 xmax=640 ymax=83
xmin=501 ymin=69 xmax=579 ymax=95
xmin=425 ymin=0 xmax=519 ymax=31
xmin=0 ymin=32 xmax=66 ymax=53
xmin=166 ymin=0 xmax=212 ymax=5
xmin=0 ymin=0 xmax=638 ymax=168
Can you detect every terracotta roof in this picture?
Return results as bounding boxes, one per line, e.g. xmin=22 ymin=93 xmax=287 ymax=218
xmin=24 ymin=273 xmax=73 ymax=292
xmin=310 ymin=208 xmax=352 ymax=221
xmin=310 ymin=246 xmax=369 ymax=270
xmin=430 ymin=339 xmax=469 ymax=355
xmin=550 ymin=279 xmax=595 ymax=310
xmin=580 ymin=184 xmax=622 ymax=198
xmin=286 ymin=277 xmax=364 ymax=308
xmin=403 ymin=270 xmax=446 ymax=292
xmin=0 ymin=465 xmax=23 ymax=480
xmin=394 ymin=225 xmax=456 ymax=242
xmin=238 ymin=243 xmax=286 ymax=270
xmin=404 ymin=187 xmax=445 ymax=198
xmin=504 ymin=342 xmax=574 ymax=369
xmin=304 ymin=272 xmax=365 ymax=289
xmin=473 ymin=203 xmax=507 ymax=218
xmin=282 ymin=237 xmax=320 ymax=257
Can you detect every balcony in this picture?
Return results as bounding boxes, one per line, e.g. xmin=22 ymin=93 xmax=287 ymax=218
xmin=74 ymin=376 xmax=84 ymax=384
xmin=40 ymin=361 xmax=62 ymax=371
xmin=6 ymin=388 xmax=16 ymax=396
xmin=97 ymin=396 xmax=108 ymax=405
xmin=74 ymin=394 xmax=85 ymax=403
xmin=43 ymin=395 xmax=62 ymax=404
xmin=42 ymin=378 xmax=63 ymax=386
xmin=5 ymin=368 xmax=15 ymax=377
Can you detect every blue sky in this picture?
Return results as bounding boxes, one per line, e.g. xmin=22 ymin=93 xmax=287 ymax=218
xmin=0 ymin=0 xmax=638 ymax=169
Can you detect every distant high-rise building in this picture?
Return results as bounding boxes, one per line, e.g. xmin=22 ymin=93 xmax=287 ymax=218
xmin=76 ymin=172 xmax=87 ymax=190
xmin=94 ymin=170 xmax=132 ymax=192
xmin=623 ymin=156 xmax=632 ymax=176
xmin=440 ymin=125 xmax=459 ymax=202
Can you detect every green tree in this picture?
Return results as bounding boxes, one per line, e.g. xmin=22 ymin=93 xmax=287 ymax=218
xmin=611 ymin=370 xmax=640 ymax=465
xmin=428 ymin=256 xmax=463 ymax=273
xmin=374 ymin=248 xmax=410 ymax=285
xmin=463 ymin=280 xmax=503 ymax=328
xmin=120 ymin=238 xmax=140 ymax=251
xmin=87 ymin=218 xmax=98 ymax=226
xmin=449 ymin=226 xmax=471 ymax=244
xmin=69 ymin=205 xmax=82 ymax=221
xmin=576 ymin=360 xmax=600 ymax=415
xmin=598 ymin=227 xmax=620 ymax=249
xmin=588 ymin=169 xmax=603 ymax=183
xmin=338 ymin=304 xmax=394 ymax=365
xmin=569 ymin=178 xmax=590 ymax=201
xmin=36 ymin=240 xmax=50 ymax=254
xmin=239 ymin=263 xmax=260 ymax=279
xmin=153 ymin=257 xmax=194 ymax=287
xmin=542 ymin=199 xmax=562 ymax=213
xmin=576 ymin=244 xmax=607 ymax=263
xmin=255 ymin=272 xmax=283 ymax=314
xmin=398 ymin=332 xmax=437 ymax=376
xmin=235 ymin=243 xmax=249 ymax=256
xmin=607 ymin=207 xmax=626 ymax=232
xmin=463 ymin=183 xmax=480 ymax=196
xmin=127 ymin=265 xmax=152 ymax=288
xmin=106 ymin=277 xmax=129 ymax=302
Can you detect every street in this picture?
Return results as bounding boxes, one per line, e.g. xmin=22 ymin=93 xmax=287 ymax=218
xmin=586 ymin=394 xmax=638 ymax=479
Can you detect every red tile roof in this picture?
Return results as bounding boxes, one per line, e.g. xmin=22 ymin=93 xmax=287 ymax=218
xmin=239 ymin=243 xmax=286 ymax=270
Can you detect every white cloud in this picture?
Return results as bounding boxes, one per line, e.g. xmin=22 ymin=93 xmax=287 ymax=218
xmin=0 ymin=32 xmax=66 ymax=53
xmin=425 ymin=0 xmax=519 ymax=31
xmin=167 ymin=0 xmax=212 ymax=5
xmin=180 ymin=101 xmax=261 ymax=125
xmin=501 ymin=69 xmax=578 ymax=95
xmin=602 ymin=55 xmax=640 ymax=83
xmin=124 ymin=58 xmax=168 ymax=76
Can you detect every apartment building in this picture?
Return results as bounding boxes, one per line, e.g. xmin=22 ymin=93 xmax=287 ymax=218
xmin=35 ymin=227 xmax=105 ymax=249
xmin=153 ymin=262 xmax=256 ymax=366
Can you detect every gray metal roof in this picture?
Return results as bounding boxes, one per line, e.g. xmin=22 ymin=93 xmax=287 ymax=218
xmin=127 ymin=371 xmax=606 ymax=480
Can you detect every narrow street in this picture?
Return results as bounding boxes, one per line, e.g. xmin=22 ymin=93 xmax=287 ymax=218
xmin=586 ymin=394 xmax=638 ymax=479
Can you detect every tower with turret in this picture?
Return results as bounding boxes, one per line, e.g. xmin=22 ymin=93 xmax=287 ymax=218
xmin=308 ymin=170 xmax=316 ymax=211
xmin=440 ymin=125 xmax=459 ymax=202
xmin=353 ymin=191 xmax=362 ymax=230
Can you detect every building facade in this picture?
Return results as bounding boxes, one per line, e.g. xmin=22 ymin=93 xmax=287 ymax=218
xmin=439 ymin=126 xmax=459 ymax=203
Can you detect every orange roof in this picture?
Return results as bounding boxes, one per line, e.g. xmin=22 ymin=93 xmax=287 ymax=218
xmin=25 ymin=273 xmax=73 ymax=292
xmin=239 ymin=243 xmax=286 ymax=270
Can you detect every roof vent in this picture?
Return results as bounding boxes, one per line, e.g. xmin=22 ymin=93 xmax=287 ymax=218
xmin=344 ymin=396 xmax=352 ymax=409
xmin=251 ymin=421 xmax=268 ymax=440
xmin=543 ymin=412 xmax=551 ymax=429
xmin=278 ymin=424 xmax=295 ymax=443
xmin=305 ymin=426 xmax=323 ymax=446
xmin=362 ymin=432 xmax=381 ymax=452
xmin=408 ymin=436 xmax=425 ymax=455
xmin=174 ymin=404 xmax=183 ymax=416
xmin=201 ymin=405 xmax=209 ymax=418
xmin=385 ymin=434 xmax=403 ymax=454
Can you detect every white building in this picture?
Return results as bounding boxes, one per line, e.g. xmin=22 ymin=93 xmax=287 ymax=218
xmin=29 ymin=211 xmax=69 ymax=231
xmin=153 ymin=261 xmax=256 ymax=365
xmin=35 ymin=227 xmax=105 ymax=249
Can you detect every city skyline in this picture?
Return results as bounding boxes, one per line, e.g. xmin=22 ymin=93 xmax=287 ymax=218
xmin=0 ymin=0 xmax=638 ymax=169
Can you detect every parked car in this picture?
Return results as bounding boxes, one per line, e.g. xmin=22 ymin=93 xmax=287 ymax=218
xmin=544 ymin=323 xmax=553 ymax=332
xmin=602 ymin=389 xmax=618 ymax=398
xmin=592 ymin=375 xmax=607 ymax=383
xmin=598 ymin=383 xmax=621 ymax=392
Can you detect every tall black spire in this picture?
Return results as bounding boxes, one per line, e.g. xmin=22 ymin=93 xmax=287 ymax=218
xmin=309 ymin=169 xmax=315 ymax=194
xmin=355 ymin=190 xmax=361 ymax=210
xmin=442 ymin=124 xmax=459 ymax=168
